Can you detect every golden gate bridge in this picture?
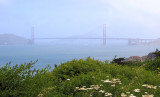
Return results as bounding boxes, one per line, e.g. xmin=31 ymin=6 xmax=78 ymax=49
xmin=31 ymin=24 xmax=156 ymax=45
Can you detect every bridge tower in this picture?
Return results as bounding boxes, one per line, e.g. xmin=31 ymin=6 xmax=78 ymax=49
xmin=31 ymin=27 xmax=35 ymax=44
xmin=103 ymin=24 xmax=106 ymax=45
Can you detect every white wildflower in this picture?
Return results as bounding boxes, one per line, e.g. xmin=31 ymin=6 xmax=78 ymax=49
xmin=144 ymin=92 xmax=148 ymax=94
xmin=153 ymin=86 xmax=157 ymax=89
xmin=142 ymin=94 xmax=154 ymax=97
xmin=82 ymin=86 xmax=86 ymax=88
xmin=66 ymin=79 xmax=70 ymax=81
xmin=99 ymin=90 xmax=105 ymax=93
xmin=87 ymin=88 xmax=93 ymax=90
xmin=111 ymin=81 xmax=117 ymax=84
xmin=104 ymin=79 xmax=111 ymax=83
xmin=126 ymin=92 xmax=130 ymax=94
xmin=134 ymin=89 xmax=140 ymax=93
xmin=142 ymin=84 xmax=147 ymax=87
xmin=111 ymin=84 xmax=115 ymax=87
xmin=121 ymin=93 xmax=127 ymax=97
xmin=78 ymin=87 xmax=87 ymax=91
xmin=75 ymin=87 xmax=79 ymax=89
xmin=129 ymin=94 xmax=136 ymax=97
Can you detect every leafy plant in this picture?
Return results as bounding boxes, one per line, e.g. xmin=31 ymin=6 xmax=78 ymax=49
xmin=1 ymin=57 xmax=160 ymax=97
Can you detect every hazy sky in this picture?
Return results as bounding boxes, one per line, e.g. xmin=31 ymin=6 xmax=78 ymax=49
xmin=0 ymin=0 xmax=160 ymax=39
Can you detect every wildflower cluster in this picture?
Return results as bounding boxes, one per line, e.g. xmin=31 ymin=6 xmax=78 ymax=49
xmin=103 ymin=78 xmax=122 ymax=86
xmin=142 ymin=84 xmax=157 ymax=89
xmin=142 ymin=92 xmax=154 ymax=97
xmin=74 ymin=75 xmax=160 ymax=97
xmin=104 ymin=92 xmax=112 ymax=97
xmin=75 ymin=85 xmax=100 ymax=91
xmin=121 ymin=84 xmax=159 ymax=97
xmin=75 ymin=76 xmax=121 ymax=97
xmin=121 ymin=92 xmax=139 ymax=97
xmin=120 ymin=91 xmax=154 ymax=97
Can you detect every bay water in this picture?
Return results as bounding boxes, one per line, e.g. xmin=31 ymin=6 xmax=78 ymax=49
xmin=0 ymin=44 xmax=159 ymax=69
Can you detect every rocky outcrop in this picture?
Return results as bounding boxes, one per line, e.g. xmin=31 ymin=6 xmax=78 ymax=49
xmin=128 ymin=56 xmax=141 ymax=62
xmin=147 ymin=53 xmax=157 ymax=60
xmin=141 ymin=56 xmax=148 ymax=62
xmin=122 ymin=49 xmax=159 ymax=62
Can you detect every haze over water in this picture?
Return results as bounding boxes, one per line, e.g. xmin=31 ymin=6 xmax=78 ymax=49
xmin=0 ymin=42 xmax=160 ymax=69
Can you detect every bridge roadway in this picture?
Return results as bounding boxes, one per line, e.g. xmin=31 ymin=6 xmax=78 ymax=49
xmin=35 ymin=37 xmax=155 ymax=40
xmin=34 ymin=37 xmax=156 ymax=45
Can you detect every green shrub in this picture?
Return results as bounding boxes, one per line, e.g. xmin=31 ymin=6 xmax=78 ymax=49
xmin=144 ymin=57 xmax=160 ymax=73
xmin=1 ymin=57 xmax=160 ymax=97
xmin=44 ymin=57 xmax=160 ymax=97
xmin=0 ymin=60 xmax=52 ymax=97
xmin=52 ymin=57 xmax=106 ymax=81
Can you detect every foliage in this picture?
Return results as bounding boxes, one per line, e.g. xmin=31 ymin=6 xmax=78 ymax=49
xmin=111 ymin=57 xmax=142 ymax=67
xmin=0 ymin=60 xmax=52 ymax=97
xmin=46 ymin=57 xmax=160 ymax=97
xmin=143 ymin=57 xmax=160 ymax=73
xmin=52 ymin=57 xmax=105 ymax=80
xmin=112 ymin=57 xmax=125 ymax=65
xmin=1 ymin=57 xmax=160 ymax=97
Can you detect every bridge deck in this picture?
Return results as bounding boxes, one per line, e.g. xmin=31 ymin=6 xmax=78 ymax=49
xmin=35 ymin=37 xmax=155 ymax=40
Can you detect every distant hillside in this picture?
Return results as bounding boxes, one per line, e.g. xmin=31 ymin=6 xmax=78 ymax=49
xmin=0 ymin=34 xmax=31 ymax=45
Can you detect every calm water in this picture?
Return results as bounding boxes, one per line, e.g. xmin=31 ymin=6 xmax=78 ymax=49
xmin=0 ymin=44 xmax=159 ymax=69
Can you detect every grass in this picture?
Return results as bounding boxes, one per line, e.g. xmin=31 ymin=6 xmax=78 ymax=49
xmin=0 ymin=57 xmax=160 ymax=97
